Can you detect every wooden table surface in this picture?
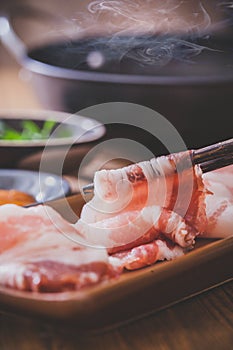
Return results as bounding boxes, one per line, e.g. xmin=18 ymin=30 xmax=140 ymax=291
xmin=0 ymin=54 xmax=233 ymax=350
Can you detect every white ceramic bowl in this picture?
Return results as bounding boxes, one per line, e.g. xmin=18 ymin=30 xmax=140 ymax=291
xmin=0 ymin=109 xmax=105 ymax=168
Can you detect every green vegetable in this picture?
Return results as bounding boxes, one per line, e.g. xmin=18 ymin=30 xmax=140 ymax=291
xmin=40 ymin=120 xmax=57 ymax=139
xmin=0 ymin=119 xmax=57 ymax=141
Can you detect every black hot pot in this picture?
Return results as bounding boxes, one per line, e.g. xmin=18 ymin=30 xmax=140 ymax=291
xmin=0 ymin=5 xmax=233 ymax=149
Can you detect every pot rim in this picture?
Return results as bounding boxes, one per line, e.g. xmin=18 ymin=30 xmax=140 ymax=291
xmin=24 ymin=54 xmax=233 ymax=86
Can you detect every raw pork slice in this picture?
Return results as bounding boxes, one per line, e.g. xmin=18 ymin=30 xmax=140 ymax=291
xmin=76 ymin=205 xmax=197 ymax=253
xmin=76 ymin=151 xmax=207 ymax=270
xmin=0 ymin=205 xmax=117 ymax=292
xmin=110 ymin=239 xmax=185 ymax=270
xmin=80 ymin=152 xmax=207 ymax=231
xmin=202 ymin=165 xmax=233 ymax=238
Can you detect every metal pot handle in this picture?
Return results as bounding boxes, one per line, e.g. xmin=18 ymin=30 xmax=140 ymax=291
xmin=0 ymin=16 xmax=27 ymax=64
xmin=0 ymin=6 xmax=61 ymax=64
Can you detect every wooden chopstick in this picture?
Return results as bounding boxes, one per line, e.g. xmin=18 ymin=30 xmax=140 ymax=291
xmin=199 ymin=154 xmax=233 ymax=173
xmin=193 ymin=138 xmax=233 ymax=164
xmin=82 ymin=138 xmax=233 ymax=195
xmin=193 ymin=138 xmax=233 ymax=173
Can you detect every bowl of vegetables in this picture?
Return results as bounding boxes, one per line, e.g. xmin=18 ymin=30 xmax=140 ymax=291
xmin=0 ymin=109 xmax=105 ymax=169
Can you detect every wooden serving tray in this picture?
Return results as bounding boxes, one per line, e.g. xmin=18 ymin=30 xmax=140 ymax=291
xmin=0 ymin=195 xmax=232 ymax=331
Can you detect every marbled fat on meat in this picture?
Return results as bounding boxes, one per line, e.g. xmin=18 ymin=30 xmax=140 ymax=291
xmin=0 ymin=205 xmax=117 ymax=292
xmin=77 ymin=151 xmax=207 ymax=270
xmin=0 ymin=156 xmax=231 ymax=291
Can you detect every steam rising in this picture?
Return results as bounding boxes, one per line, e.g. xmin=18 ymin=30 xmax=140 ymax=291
xmin=50 ymin=1 xmax=233 ymax=69
xmin=87 ymin=0 xmax=211 ymax=36
xmin=82 ymin=0 xmax=212 ymax=67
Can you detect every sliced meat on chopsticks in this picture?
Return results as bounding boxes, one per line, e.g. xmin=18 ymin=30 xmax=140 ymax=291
xmin=0 ymin=205 xmax=118 ymax=292
xmin=76 ymin=205 xmax=197 ymax=253
xmin=80 ymin=151 xmax=207 ymax=233
xmin=76 ymin=151 xmax=208 ymax=270
xmin=78 ymin=139 xmax=233 ymax=270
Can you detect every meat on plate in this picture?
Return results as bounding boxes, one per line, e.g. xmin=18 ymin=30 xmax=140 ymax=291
xmin=0 ymin=152 xmax=232 ymax=292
